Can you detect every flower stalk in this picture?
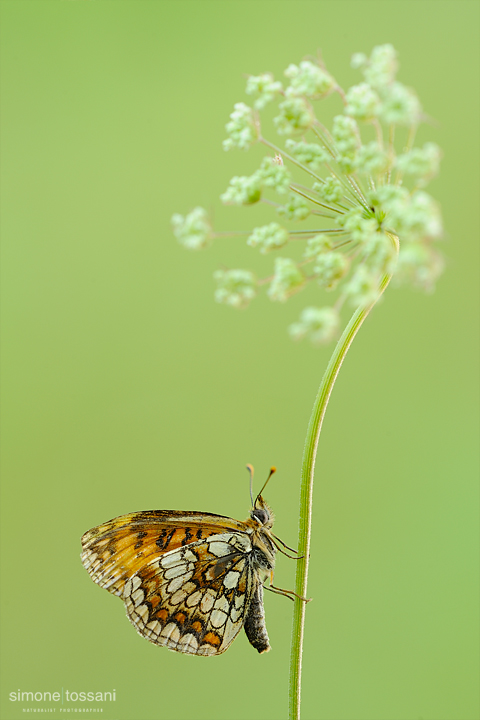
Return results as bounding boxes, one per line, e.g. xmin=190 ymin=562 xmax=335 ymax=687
xmin=289 ymin=232 xmax=399 ymax=720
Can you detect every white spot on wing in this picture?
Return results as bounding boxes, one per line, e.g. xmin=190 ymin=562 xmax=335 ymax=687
xmin=132 ymin=588 xmax=144 ymax=607
xmin=230 ymin=604 xmax=243 ymax=622
xmin=210 ymin=609 xmax=228 ymax=628
xmin=147 ymin=620 xmax=162 ymax=634
xmin=177 ymin=633 xmax=199 ymax=654
xmin=214 ymin=595 xmax=230 ymax=613
xmin=132 ymin=576 xmax=142 ymax=590
xmin=160 ymin=551 xmax=183 ymax=569
xmin=186 ymin=590 xmax=203 ymax=607
xmin=183 ymin=549 xmax=197 ymax=562
xmin=208 ymin=542 xmax=234 ymax=557
xmin=160 ymin=622 xmax=180 ymax=644
xmin=200 ymin=590 xmax=215 ymax=613
xmin=135 ymin=604 xmax=149 ymax=624
xmin=234 ymin=594 xmax=244 ymax=609
xmin=221 ymin=617 xmax=243 ymax=649
xmin=167 ymin=573 xmax=193 ymax=594
xmin=198 ymin=643 xmax=217 ymax=656
xmin=170 ymin=588 xmax=188 ymax=605
xmin=164 ymin=563 xmax=191 ymax=580
xmin=224 ymin=571 xmax=240 ymax=589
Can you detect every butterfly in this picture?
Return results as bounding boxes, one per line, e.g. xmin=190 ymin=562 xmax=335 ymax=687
xmin=81 ymin=466 xmax=303 ymax=656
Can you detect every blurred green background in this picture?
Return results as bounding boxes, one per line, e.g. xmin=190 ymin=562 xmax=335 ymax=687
xmin=1 ymin=1 xmax=478 ymax=719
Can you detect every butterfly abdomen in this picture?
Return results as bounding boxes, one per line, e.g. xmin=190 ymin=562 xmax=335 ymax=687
xmin=243 ymin=584 xmax=270 ymax=653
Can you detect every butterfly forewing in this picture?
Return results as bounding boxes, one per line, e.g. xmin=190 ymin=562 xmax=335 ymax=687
xmin=81 ymin=510 xmax=246 ymax=597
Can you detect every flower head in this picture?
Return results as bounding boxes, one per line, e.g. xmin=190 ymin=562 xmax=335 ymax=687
xmin=303 ymin=234 xmax=333 ymax=259
xmin=344 ymin=265 xmax=381 ymax=308
xmin=245 ymin=73 xmax=282 ymax=110
xmin=285 ymin=139 xmax=329 ymax=170
xmin=277 ymin=194 xmax=310 ymax=221
xmin=247 ymin=223 xmax=290 ymax=254
xmin=395 ymin=244 xmax=444 ymax=292
xmin=223 ymin=103 xmax=258 ymax=151
xmin=313 ymin=252 xmax=348 ymax=290
xmin=345 ymin=83 xmax=381 ymax=121
xmin=379 ymin=82 xmax=421 ymax=126
xmin=353 ymin=44 xmax=398 ymax=89
xmin=258 ymin=156 xmax=292 ymax=193
xmin=220 ymin=174 xmax=262 ymax=205
xmin=354 ymin=142 xmax=388 ymax=175
xmin=171 ymin=207 xmax=212 ymax=250
xmin=284 ymin=60 xmax=335 ymax=99
xmin=174 ymin=44 xmax=444 ymax=344
xmin=289 ymin=307 xmax=340 ymax=345
xmin=313 ymin=177 xmax=344 ymax=204
xmin=395 ymin=142 xmax=442 ymax=186
xmin=274 ymin=92 xmax=314 ymax=135
xmin=214 ymin=269 xmax=257 ymax=308
xmin=267 ymin=258 xmax=305 ymax=301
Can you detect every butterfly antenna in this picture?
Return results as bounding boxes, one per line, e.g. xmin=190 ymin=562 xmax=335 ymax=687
xmin=246 ymin=464 xmax=255 ymax=507
xmin=255 ymin=466 xmax=276 ymax=506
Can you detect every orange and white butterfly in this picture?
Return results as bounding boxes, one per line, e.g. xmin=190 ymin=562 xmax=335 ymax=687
xmin=81 ymin=466 xmax=300 ymax=656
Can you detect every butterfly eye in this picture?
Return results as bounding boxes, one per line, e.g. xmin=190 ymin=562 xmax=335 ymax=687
xmin=251 ymin=508 xmax=269 ymax=525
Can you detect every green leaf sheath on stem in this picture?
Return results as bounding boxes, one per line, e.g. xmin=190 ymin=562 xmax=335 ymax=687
xmin=288 ymin=233 xmax=399 ymax=720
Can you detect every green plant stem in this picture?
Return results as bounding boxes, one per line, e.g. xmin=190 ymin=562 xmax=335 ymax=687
xmin=288 ymin=233 xmax=399 ymax=720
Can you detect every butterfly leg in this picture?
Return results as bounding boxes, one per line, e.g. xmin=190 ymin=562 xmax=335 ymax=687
xmin=264 ymin=584 xmax=312 ymax=603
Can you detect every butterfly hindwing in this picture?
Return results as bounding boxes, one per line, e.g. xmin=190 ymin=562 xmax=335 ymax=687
xmin=123 ymin=532 xmax=255 ymax=655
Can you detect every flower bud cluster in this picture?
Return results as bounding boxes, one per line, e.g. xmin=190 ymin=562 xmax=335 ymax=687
xmin=284 ymin=61 xmax=335 ymax=99
xmin=350 ymin=44 xmax=422 ymax=126
xmin=245 ymin=73 xmax=283 ymax=110
xmin=247 ymin=223 xmax=289 ymax=254
xmin=173 ymin=45 xmax=444 ymax=345
xmin=171 ymin=207 xmax=212 ymax=250
xmin=223 ymin=103 xmax=258 ymax=151
xmin=276 ymin=194 xmax=310 ymax=221
xmin=274 ymin=94 xmax=314 ymax=135
xmin=267 ymin=258 xmax=305 ymax=302
xmin=213 ymin=269 xmax=257 ymax=308
xmin=289 ymin=306 xmax=339 ymax=345
xmin=285 ymin=139 xmax=329 ymax=170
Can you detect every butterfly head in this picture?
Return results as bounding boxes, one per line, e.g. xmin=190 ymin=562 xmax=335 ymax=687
xmin=250 ymin=495 xmax=275 ymax=528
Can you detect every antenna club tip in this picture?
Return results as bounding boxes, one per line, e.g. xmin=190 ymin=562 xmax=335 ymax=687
xmin=246 ymin=463 xmax=254 ymax=472
xmin=270 ymin=466 xmax=277 ymax=473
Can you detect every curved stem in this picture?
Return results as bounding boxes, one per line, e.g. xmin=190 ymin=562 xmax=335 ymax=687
xmin=288 ymin=233 xmax=399 ymax=720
